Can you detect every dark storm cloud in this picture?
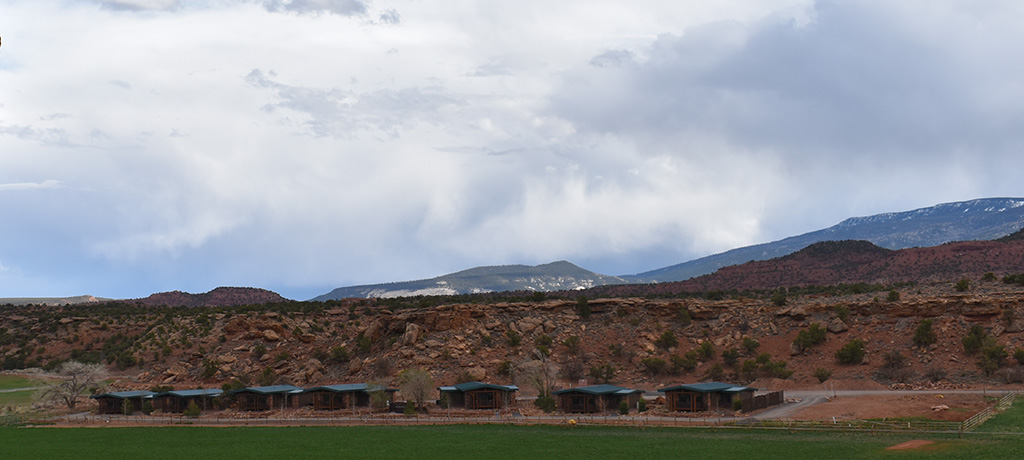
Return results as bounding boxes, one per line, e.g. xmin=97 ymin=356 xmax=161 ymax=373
xmin=553 ymin=1 xmax=1024 ymax=165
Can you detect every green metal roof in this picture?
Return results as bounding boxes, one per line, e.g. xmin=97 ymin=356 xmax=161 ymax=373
xmin=90 ymin=390 xmax=156 ymax=399
xmin=303 ymin=383 xmax=397 ymax=393
xmin=552 ymin=385 xmax=641 ymax=396
xmin=657 ymin=382 xmax=755 ymax=393
xmin=438 ymin=381 xmax=518 ymax=392
xmin=230 ymin=385 xmax=302 ymax=395
xmin=157 ymin=389 xmax=224 ymax=398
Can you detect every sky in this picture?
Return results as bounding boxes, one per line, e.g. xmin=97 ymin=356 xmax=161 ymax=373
xmin=2 ymin=0 xmax=1023 ymax=301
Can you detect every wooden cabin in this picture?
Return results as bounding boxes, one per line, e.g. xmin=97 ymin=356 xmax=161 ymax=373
xmin=437 ymin=382 xmax=518 ymax=409
xmin=89 ymin=390 xmax=156 ymax=415
xmin=552 ymin=385 xmax=643 ymax=413
xmin=230 ymin=385 xmax=301 ymax=411
xmin=153 ymin=388 xmax=223 ymax=413
xmin=657 ymin=382 xmax=755 ymax=412
xmin=302 ymin=384 xmax=397 ymax=411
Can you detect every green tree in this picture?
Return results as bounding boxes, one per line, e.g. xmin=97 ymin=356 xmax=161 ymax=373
xmin=654 ymin=331 xmax=678 ymax=350
xmin=912 ymin=319 xmax=938 ymax=346
xmin=575 ymin=296 xmax=591 ymax=319
xmin=836 ymin=339 xmax=866 ymax=364
xmin=955 ymin=278 xmax=971 ymax=292
xmin=794 ymin=324 xmax=827 ymax=351
xmin=813 ymin=367 xmax=832 ymax=383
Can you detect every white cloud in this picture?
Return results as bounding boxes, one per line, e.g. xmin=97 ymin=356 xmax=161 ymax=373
xmin=1 ymin=0 xmax=1022 ymax=298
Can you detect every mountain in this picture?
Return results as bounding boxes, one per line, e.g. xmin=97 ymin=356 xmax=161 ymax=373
xmin=312 ymin=261 xmax=627 ymax=300
xmin=134 ymin=287 xmax=287 ymax=307
xmin=0 ymin=295 xmax=108 ymax=306
xmin=626 ymin=197 xmax=1024 ymax=283
xmin=592 ymin=237 xmax=1024 ymax=296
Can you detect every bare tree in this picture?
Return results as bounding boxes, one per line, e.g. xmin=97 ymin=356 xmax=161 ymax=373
xmin=41 ymin=361 xmax=106 ymax=410
xmin=398 ymin=368 xmax=434 ymax=410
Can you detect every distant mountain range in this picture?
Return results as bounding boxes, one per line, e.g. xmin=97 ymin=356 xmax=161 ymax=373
xmin=623 ymin=197 xmax=1024 ymax=283
xmin=312 ymin=197 xmax=1024 ymax=299
xmin=311 ymin=261 xmax=626 ymax=301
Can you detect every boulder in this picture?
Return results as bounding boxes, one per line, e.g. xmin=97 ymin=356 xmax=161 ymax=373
xmin=263 ymin=329 xmax=280 ymax=342
xmin=400 ymin=322 xmax=424 ymax=346
xmin=827 ymin=317 xmax=849 ymax=333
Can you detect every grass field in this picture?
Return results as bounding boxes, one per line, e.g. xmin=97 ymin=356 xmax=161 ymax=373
xmin=2 ymin=424 xmax=1022 ymax=459
xmin=0 ymin=375 xmax=45 ymax=390
xmin=976 ymin=398 xmax=1024 ymax=433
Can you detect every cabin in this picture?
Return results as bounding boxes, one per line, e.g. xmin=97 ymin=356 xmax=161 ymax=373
xmin=153 ymin=388 xmax=224 ymax=413
xmin=230 ymin=385 xmax=302 ymax=411
xmin=552 ymin=385 xmax=643 ymax=413
xmin=437 ymin=382 xmax=518 ymax=409
xmin=657 ymin=382 xmax=755 ymax=412
xmin=89 ymin=390 xmax=156 ymax=415
xmin=302 ymin=383 xmax=397 ymax=411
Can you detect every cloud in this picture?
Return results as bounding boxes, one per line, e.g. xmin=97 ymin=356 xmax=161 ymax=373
xmin=261 ymin=0 xmax=367 ymax=16
xmin=378 ymin=9 xmax=400 ymax=25
xmin=95 ymin=0 xmax=182 ymax=11
xmin=0 ymin=180 xmax=62 ymax=191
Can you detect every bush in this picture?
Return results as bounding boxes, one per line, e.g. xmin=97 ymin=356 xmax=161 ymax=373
xmin=654 ymin=331 xmax=678 ymax=350
xmin=924 ymin=367 xmax=947 ymax=383
xmin=575 ymin=296 xmax=591 ymax=319
xmin=912 ymin=319 xmax=937 ymax=347
xmin=962 ymin=324 xmax=992 ymax=355
xmin=589 ymin=363 xmax=616 ymax=384
xmin=835 ymin=305 xmax=851 ymax=322
xmin=703 ymin=363 xmax=725 ymax=381
xmin=534 ymin=395 xmax=556 ymax=413
xmin=183 ymin=400 xmax=201 ymax=418
xmin=141 ymin=400 xmax=154 ymax=415
xmin=562 ymin=336 xmax=581 ymax=355
xmin=886 ymin=290 xmax=900 ymax=302
xmin=794 ymin=324 xmax=827 ymax=351
xmin=954 ymin=278 xmax=971 ymax=292
xmin=641 ymin=357 xmax=667 ymax=376
xmin=678 ymin=307 xmax=692 ymax=326
xmin=741 ymin=337 xmax=760 ymax=356
xmin=1014 ymin=348 xmax=1024 ymax=366
xmin=876 ymin=351 xmax=913 ymax=383
xmin=697 ymin=341 xmax=715 ymax=361
xmin=982 ymin=272 xmax=997 ymax=282
xmin=836 ymin=339 xmax=866 ymax=364
xmin=721 ymin=348 xmax=740 ymax=367
xmin=671 ymin=353 xmax=698 ymax=374
xmin=771 ymin=290 xmax=787 ymax=307
xmin=330 ymin=345 xmax=351 ymax=364
xmin=619 ymin=400 xmax=629 ymax=415
xmin=813 ymin=367 xmax=832 ymax=383
xmin=637 ymin=398 xmax=647 ymax=413
xmin=733 ymin=398 xmax=743 ymax=412
xmin=252 ymin=343 xmax=267 ymax=359
xmin=505 ymin=330 xmax=522 ymax=347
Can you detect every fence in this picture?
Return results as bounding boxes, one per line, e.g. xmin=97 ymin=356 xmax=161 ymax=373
xmin=740 ymin=391 xmax=784 ymax=412
xmin=960 ymin=391 xmax=1017 ymax=432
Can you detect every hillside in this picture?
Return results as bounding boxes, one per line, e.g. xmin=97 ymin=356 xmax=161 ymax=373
xmin=313 ymin=261 xmax=627 ymax=300
xmin=627 ymin=197 xmax=1024 ymax=283
xmin=595 ymin=238 xmax=1024 ymax=297
xmin=133 ymin=287 xmax=288 ymax=307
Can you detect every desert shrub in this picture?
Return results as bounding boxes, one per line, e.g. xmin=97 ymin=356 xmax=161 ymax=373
xmin=654 ymin=331 xmax=678 ymax=350
xmin=962 ymin=324 xmax=993 ymax=355
xmin=638 ymin=398 xmax=647 ymax=413
xmin=982 ymin=272 xmax=997 ymax=282
xmin=563 ymin=358 xmax=586 ymax=381
xmin=836 ymin=339 xmax=866 ymax=365
xmin=534 ymin=395 xmax=556 ymax=413
xmin=403 ymin=401 xmax=417 ymax=415
xmin=814 ymin=367 xmax=833 ymax=383
xmin=505 ymin=330 xmax=522 ymax=347
xmin=330 ymin=345 xmax=350 ymax=364
xmin=721 ymin=348 xmax=740 ymax=367
xmin=1014 ymin=349 xmax=1024 ymax=366
xmin=562 ymin=336 xmax=581 ymax=355
xmin=924 ymin=367 xmax=947 ymax=383
xmin=996 ymin=366 xmax=1024 ymax=384
xmin=641 ymin=357 xmax=667 ymax=376
xmin=697 ymin=341 xmax=715 ymax=361
xmin=794 ymin=324 xmax=827 ymax=351
xmin=876 ymin=351 xmax=913 ymax=383
xmin=733 ymin=398 xmax=743 ymax=412
xmin=678 ymin=307 xmax=692 ymax=326
xmin=589 ymin=363 xmax=616 ymax=383
xmin=252 ymin=343 xmax=267 ymax=359
xmin=671 ymin=353 xmax=698 ymax=374
xmin=608 ymin=343 xmax=625 ymax=358
xmin=835 ymin=305 xmax=851 ymax=322
xmin=742 ymin=337 xmax=760 ymax=356
xmin=497 ymin=360 xmax=513 ymax=377
xmin=536 ymin=334 xmax=553 ymax=347
xmin=703 ymin=363 xmax=725 ymax=381
xmin=1004 ymin=273 xmax=1024 ymax=285
xmin=259 ymin=367 xmax=277 ymax=386
xmin=201 ymin=359 xmax=219 ymax=379
xmin=912 ymin=319 xmax=937 ymax=347
xmin=356 ymin=333 xmax=373 ymax=355
xmin=954 ymin=278 xmax=971 ymax=292
xmin=765 ymin=360 xmax=794 ymax=379
xmin=534 ymin=344 xmax=550 ymax=358
xmin=575 ymin=296 xmax=591 ymax=319
xmin=979 ymin=344 xmax=1009 ymax=375
xmin=619 ymin=400 xmax=629 ymax=415
xmin=141 ymin=400 xmax=154 ymax=415
xmin=771 ymin=290 xmax=787 ymax=307
xmin=886 ymin=290 xmax=900 ymax=302
xmin=455 ymin=370 xmax=474 ymax=384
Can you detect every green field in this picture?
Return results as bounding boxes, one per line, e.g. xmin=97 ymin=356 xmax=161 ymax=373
xmin=0 ymin=375 xmax=46 ymax=390
xmin=1 ymin=425 xmax=1022 ymax=459
xmin=976 ymin=398 xmax=1024 ymax=433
